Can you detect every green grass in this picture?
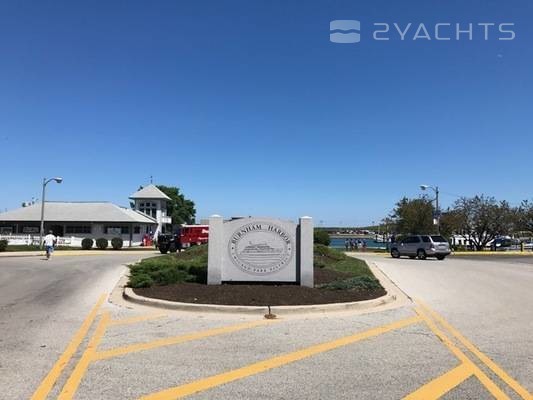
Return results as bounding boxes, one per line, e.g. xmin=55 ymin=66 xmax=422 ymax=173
xmin=313 ymin=244 xmax=373 ymax=276
xmin=128 ymin=243 xmax=382 ymax=292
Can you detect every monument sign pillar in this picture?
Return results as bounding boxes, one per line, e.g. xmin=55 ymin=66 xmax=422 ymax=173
xmin=207 ymin=216 xmax=314 ymax=287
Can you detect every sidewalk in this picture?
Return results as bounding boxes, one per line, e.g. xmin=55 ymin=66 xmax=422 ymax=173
xmin=346 ymin=250 xmax=533 ymax=257
xmin=451 ymin=250 xmax=533 ymax=256
xmin=0 ymin=249 xmax=160 ymax=258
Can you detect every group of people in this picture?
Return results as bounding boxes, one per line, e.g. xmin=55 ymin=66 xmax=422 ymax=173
xmin=344 ymin=238 xmax=367 ymax=251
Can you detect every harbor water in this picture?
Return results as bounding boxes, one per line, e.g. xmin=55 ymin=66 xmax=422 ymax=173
xmin=330 ymin=237 xmax=387 ymax=250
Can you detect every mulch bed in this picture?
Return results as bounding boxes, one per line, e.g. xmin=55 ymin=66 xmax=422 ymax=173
xmin=133 ymin=267 xmax=386 ymax=306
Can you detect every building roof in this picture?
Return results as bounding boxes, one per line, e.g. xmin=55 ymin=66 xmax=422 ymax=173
xmin=129 ymin=184 xmax=171 ymax=200
xmin=0 ymin=202 xmax=157 ymax=224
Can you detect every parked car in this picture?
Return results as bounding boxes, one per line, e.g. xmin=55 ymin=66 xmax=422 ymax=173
xmin=157 ymin=233 xmax=181 ymax=254
xmin=523 ymin=240 xmax=533 ymax=250
xmin=490 ymin=237 xmax=521 ymax=251
xmin=390 ymin=235 xmax=451 ymax=260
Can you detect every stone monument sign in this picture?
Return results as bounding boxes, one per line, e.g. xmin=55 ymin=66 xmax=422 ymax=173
xmin=207 ymin=216 xmax=313 ymax=287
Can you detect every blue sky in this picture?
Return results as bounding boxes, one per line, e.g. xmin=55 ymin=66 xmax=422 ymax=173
xmin=0 ymin=0 xmax=531 ymax=226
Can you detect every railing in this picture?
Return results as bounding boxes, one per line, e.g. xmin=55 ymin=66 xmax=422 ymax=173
xmin=0 ymin=235 xmax=79 ymax=246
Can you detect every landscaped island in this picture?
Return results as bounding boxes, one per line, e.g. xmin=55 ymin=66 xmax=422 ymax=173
xmin=128 ymin=244 xmax=385 ymax=306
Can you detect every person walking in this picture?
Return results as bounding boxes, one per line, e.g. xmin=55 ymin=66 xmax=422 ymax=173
xmin=43 ymin=230 xmax=57 ymax=260
xmin=345 ymin=238 xmax=350 ymax=251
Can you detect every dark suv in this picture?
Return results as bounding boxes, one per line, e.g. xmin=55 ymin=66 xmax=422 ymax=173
xmin=390 ymin=235 xmax=451 ymax=260
xmin=157 ymin=233 xmax=181 ymax=254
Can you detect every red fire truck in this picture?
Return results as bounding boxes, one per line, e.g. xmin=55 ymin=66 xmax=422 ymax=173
xmin=157 ymin=225 xmax=209 ymax=253
xmin=180 ymin=224 xmax=209 ymax=248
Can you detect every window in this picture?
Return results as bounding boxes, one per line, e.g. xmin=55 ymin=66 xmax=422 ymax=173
xmin=431 ymin=236 xmax=447 ymax=243
xmin=105 ymin=226 xmax=130 ymax=235
xmin=134 ymin=226 xmax=140 ymax=234
xmin=65 ymin=226 xmax=91 ymax=234
xmin=139 ymin=202 xmax=157 ymax=218
xmin=404 ymin=236 xmax=420 ymax=244
xmin=422 ymin=236 xmax=431 ymax=243
xmin=0 ymin=227 xmax=13 ymax=234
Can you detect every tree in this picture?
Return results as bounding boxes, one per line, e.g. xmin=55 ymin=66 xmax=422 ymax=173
xmin=314 ymin=229 xmax=331 ymax=246
xmin=516 ymin=200 xmax=533 ymax=234
xmin=452 ymin=195 xmax=513 ymax=250
xmin=156 ymin=185 xmax=196 ymax=226
xmin=390 ymin=197 xmax=435 ymax=235
xmin=380 ymin=217 xmax=397 ymax=236
xmin=439 ymin=209 xmax=463 ymax=239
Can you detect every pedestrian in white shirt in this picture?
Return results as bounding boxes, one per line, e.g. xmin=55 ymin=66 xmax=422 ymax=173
xmin=43 ymin=230 xmax=56 ymax=259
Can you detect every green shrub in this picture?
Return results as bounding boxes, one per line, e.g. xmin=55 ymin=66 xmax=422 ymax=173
xmin=111 ymin=237 xmax=123 ymax=250
xmin=314 ymin=229 xmax=331 ymax=246
xmin=314 ymin=243 xmax=347 ymax=264
xmin=0 ymin=240 xmax=7 ymax=252
xmin=318 ymin=276 xmax=382 ymax=291
xmin=129 ymin=273 xmax=154 ymax=288
xmin=128 ymin=245 xmax=208 ymax=287
xmin=95 ymin=238 xmax=108 ymax=250
xmin=128 ymin=244 xmax=381 ymax=291
xmin=81 ymin=238 xmax=93 ymax=250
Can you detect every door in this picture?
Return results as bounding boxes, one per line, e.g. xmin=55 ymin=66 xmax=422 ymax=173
xmin=403 ymin=236 xmax=420 ymax=255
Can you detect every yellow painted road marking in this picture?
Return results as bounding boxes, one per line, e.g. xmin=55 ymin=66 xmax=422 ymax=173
xmin=415 ymin=307 xmax=510 ymax=400
xmin=94 ymin=319 xmax=277 ymax=361
xmin=417 ymin=300 xmax=532 ymax=400
xmin=30 ymin=294 xmax=106 ymax=400
xmin=108 ymin=313 xmax=167 ymax=327
xmin=138 ymin=316 xmax=421 ymax=400
xmin=57 ymin=312 xmax=111 ymax=400
xmin=403 ymin=363 xmax=474 ymax=400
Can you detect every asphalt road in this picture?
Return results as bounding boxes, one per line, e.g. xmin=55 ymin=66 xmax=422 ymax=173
xmin=360 ymin=254 xmax=533 ymax=397
xmin=1 ymin=253 xmax=532 ymax=400
xmin=0 ymin=253 xmax=155 ymax=400
xmin=451 ymin=254 xmax=533 ymax=265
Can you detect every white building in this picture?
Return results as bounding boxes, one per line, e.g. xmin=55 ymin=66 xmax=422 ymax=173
xmin=0 ymin=185 xmax=175 ymax=247
xmin=129 ymin=184 xmax=172 ymax=238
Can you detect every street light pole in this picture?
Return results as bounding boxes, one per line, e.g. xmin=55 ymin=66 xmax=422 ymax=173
xmin=435 ymin=186 xmax=440 ymax=233
xmin=39 ymin=178 xmax=46 ymax=248
xmin=39 ymin=177 xmax=63 ymax=249
xmin=420 ymin=184 xmax=440 ymax=234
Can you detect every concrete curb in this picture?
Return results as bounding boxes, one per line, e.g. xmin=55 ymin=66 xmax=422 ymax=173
xmin=123 ymin=288 xmax=396 ymax=315
xmin=121 ymin=259 xmax=408 ymax=316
